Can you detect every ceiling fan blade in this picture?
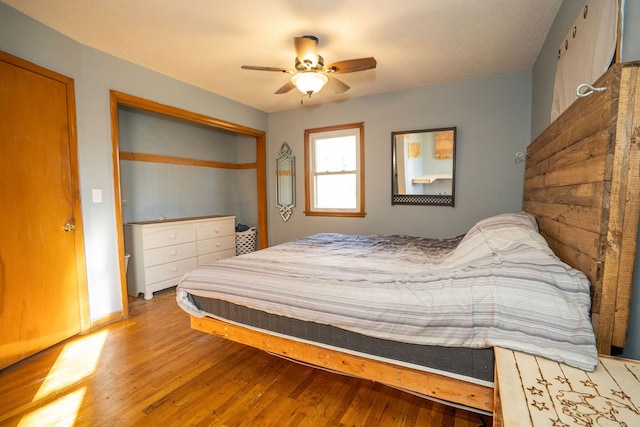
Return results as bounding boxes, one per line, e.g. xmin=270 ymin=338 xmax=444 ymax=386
xmin=326 ymin=57 xmax=377 ymax=73
xmin=325 ymin=76 xmax=350 ymax=94
xmin=241 ymin=65 xmax=291 ymax=73
xmin=294 ymin=35 xmax=319 ymax=67
xmin=275 ymin=81 xmax=296 ymax=94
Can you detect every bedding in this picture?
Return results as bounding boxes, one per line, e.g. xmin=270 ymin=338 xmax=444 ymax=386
xmin=177 ymin=211 xmax=598 ymax=371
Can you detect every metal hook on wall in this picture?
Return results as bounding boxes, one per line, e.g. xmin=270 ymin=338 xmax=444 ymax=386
xmin=576 ymin=83 xmax=607 ymax=98
xmin=515 ymin=152 xmax=527 ymax=164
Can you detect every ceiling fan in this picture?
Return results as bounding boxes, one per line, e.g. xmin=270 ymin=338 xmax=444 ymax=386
xmin=241 ymin=35 xmax=377 ymax=98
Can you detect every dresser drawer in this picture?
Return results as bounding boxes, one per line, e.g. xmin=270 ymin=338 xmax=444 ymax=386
xmin=144 ymin=242 xmax=197 ymax=267
xmin=143 ymin=227 xmax=196 ymax=249
xmin=197 ymin=218 xmax=235 ymax=239
xmin=145 ymin=257 xmax=197 ymax=284
xmin=146 ymin=276 xmax=184 ymax=295
xmin=198 ymin=248 xmax=236 ymax=264
xmin=197 ymin=235 xmax=235 ymax=255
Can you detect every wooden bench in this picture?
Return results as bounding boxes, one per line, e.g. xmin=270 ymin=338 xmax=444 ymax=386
xmin=493 ymin=347 xmax=640 ymax=426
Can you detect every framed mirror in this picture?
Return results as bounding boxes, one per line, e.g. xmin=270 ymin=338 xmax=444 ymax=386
xmin=276 ymin=142 xmax=295 ymax=221
xmin=392 ymin=127 xmax=456 ymax=206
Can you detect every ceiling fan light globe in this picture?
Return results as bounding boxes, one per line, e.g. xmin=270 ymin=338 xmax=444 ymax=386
xmin=291 ymin=72 xmax=328 ymax=96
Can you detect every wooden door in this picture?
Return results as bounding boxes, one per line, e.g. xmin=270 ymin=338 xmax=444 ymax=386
xmin=0 ymin=51 xmax=89 ymax=369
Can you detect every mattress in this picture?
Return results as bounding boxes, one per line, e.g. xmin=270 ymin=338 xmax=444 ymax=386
xmin=188 ymin=293 xmax=495 ymax=384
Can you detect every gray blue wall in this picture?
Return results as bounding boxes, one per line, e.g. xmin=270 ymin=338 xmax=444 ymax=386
xmin=621 ymin=0 xmax=640 ymax=61
xmin=267 ymin=72 xmax=532 ymax=245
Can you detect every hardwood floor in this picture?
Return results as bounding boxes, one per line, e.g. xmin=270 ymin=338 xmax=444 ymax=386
xmin=0 ymin=289 xmax=492 ymax=426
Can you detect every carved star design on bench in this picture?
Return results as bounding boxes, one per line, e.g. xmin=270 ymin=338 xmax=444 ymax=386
xmin=531 ymin=400 xmax=549 ymax=411
xmin=550 ymin=418 xmax=570 ymax=427
xmin=580 ymin=379 xmax=597 ymax=389
xmin=527 ymin=386 xmax=544 ymax=396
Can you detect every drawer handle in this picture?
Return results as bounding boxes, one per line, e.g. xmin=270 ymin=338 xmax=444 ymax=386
xmin=215 ymin=228 xmax=221 ymax=233
xmin=215 ymin=242 xmax=221 ymax=247
xmin=171 ymin=267 xmax=179 ymax=272
xmin=168 ymin=234 xmax=177 ymax=240
xmin=170 ymin=250 xmax=178 ymax=256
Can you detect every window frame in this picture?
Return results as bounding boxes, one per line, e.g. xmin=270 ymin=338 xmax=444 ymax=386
xmin=304 ymin=122 xmax=366 ymax=217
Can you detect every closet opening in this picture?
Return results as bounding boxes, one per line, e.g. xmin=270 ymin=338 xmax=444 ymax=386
xmin=109 ymin=90 xmax=267 ymax=314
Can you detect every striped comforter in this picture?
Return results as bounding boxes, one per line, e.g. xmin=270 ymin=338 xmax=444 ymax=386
xmin=177 ymin=212 xmax=598 ymax=371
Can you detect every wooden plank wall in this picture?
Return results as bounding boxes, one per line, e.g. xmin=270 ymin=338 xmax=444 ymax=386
xmin=523 ymin=62 xmax=640 ymax=354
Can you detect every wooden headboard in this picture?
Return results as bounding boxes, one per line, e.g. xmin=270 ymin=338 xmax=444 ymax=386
xmin=523 ymin=62 xmax=640 ymax=355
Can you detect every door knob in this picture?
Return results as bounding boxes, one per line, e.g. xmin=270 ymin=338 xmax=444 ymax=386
xmin=63 ymin=223 xmax=76 ymax=232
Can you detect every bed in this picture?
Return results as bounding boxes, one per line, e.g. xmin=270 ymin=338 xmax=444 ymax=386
xmin=176 ymin=62 xmax=640 ymax=415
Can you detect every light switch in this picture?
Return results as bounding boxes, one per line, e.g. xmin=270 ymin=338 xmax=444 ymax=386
xmin=92 ymin=188 xmax=103 ymax=203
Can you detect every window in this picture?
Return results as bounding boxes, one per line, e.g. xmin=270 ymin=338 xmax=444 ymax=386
xmin=304 ymin=122 xmax=365 ymax=217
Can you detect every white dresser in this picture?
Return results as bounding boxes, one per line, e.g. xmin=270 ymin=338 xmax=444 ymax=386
xmin=125 ymin=215 xmax=236 ymax=299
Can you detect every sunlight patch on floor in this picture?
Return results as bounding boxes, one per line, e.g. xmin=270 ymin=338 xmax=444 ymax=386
xmin=18 ymin=387 xmax=86 ymax=427
xmin=34 ymin=330 xmax=107 ymax=400
xmin=18 ymin=330 xmax=108 ymax=425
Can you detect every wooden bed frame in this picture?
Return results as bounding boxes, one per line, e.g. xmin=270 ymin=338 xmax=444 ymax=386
xmin=188 ymin=62 xmax=640 ymax=414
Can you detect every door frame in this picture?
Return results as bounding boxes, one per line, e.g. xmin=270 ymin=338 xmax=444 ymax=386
xmin=0 ymin=50 xmax=90 ymax=332
xmin=109 ymin=91 xmax=268 ymax=315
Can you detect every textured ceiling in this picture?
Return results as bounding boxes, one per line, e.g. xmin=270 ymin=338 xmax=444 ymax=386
xmin=3 ymin=0 xmax=562 ymax=113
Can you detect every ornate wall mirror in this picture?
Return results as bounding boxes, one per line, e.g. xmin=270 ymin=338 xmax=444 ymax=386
xmin=276 ymin=142 xmax=295 ymax=221
xmin=392 ymin=127 xmax=456 ymax=206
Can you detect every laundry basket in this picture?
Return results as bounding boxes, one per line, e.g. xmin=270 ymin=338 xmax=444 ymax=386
xmin=235 ymin=227 xmax=257 ymax=255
